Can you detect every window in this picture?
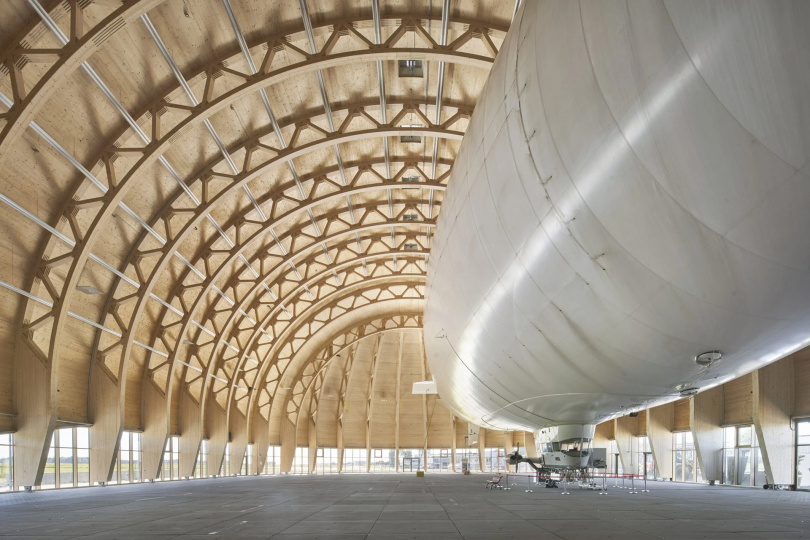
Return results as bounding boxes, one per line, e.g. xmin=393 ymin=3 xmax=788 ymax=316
xmin=673 ymin=432 xmax=701 ymax=482
xmin=241 ymin=445 xmax=253 ymax=476
xmin=370 ymin=449 xmax=395 ymax=472
xmin=0 ymin=433 xmax=12 ymax=492
xmin=398 ymin=59 xmax=423 ymax=77
xmin=426 ymin=449 xmax=451 ymax=471
xmin=42 ymin=427 xmax=89 ymax=489
xmin=797 ymin=420 xmax=810 ymax=490
xmin=111 ymin=431 xmax=141 ymax=485
xmin=195 ymin=440 xmax=208 ymax=479
xmin=220 ymin=443 xmax=231 ymax=477
xmin=455 ymin=448 xmax=479 ymax=473
xmin=342 ymin=448 xmax=367 ymax=473
xmin=264 ymin=445 xmax=280 ymax=475
xmin=610 ymin=440 xmax=623 ymax=474
xmin=160 ymin=436 xmax=180 ymax=481
xmin=315 ymin=448 xmax=339 ymax=474
xmin=484 ymin=448 xmax=505 ymax=472
xmin=291 ymin=447 xmax=309 ymax=474
xmin=722 ymin=426 xmax=765 ymax=486
xmin=634 ymin=436 xmax=654 ymax=479
xmin=399 ymin=448 xmax=423 ymax=472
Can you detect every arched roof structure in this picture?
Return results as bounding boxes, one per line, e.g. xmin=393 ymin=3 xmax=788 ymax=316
xmin=0 ymin=0 xmax=517 ymax=485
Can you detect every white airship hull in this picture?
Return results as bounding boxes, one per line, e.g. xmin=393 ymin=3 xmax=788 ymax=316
xmin=424 ymin=0 xmax=810 ymax=431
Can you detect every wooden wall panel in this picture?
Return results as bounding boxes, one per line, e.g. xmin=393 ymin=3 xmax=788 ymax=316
xmin=637 ymin=410 xmax=647 ymax=436
xmin=724 ymin=373 xmax=754 ymax=425
xmin=673 ymin=399 xmax=690 ymax=431
xmin=793 ymin=348 xmax=810 ymax=416
xmin=455 ymin=418 xmax=469 ymax=448
xmin=486 ymin=429 xmax=504 ymax=448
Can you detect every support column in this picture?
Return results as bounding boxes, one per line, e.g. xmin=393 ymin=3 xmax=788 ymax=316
xmin=647 ymin=402 xmax=674 ymax=480
xmin=308 ymin=416 xmax=317 ymax=474
xmin=228 ymin=405 xmax=248 ymax=475
xmin=614 ymin=415 xmax=636 ymax=473
xmin=690 ymin=386 xmax=723 ymax=483
xmin=478 ymin=427 xmax=486 ymax=472
xmin=13 ymin=341 xmax=54 ymax=488
xmin=280 ymin=415 xmax=296 ymax=474
xmin=503 ymin=431 xmax=514 ymax=472
xmin=365 ymin=336 xmax=383 ymax=473
xmin=140 ymin=380 xmax=168 ymax=480
xmin=753 ymin=358 xmax=795 ymax=485
xmin=88 ymin=364 xmax=121 ymax=485
xmin=394 ymin=334 xmax=403 ymax=472
xmin=450 ymin=415 xmax=457 ymax=472
xmin=178 ymin=391 xmax=202 ymax=478
xmin=419 ymin=333 xmax=427 ymax=471
xmin=253 ymin=410 xmax=270 ymax=475
xmin=206 ymin=399 xmax=228 ymax=476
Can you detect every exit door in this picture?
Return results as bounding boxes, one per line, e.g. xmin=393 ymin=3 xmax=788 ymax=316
xmin=402 ymin=457 xmax=419 ymax=472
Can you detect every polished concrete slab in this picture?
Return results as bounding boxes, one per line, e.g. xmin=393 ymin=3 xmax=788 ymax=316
xmin=0 ymin=473 xmax=808 ymax=539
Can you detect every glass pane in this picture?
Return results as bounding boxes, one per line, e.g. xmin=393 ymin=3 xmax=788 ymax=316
xmin=120 ymin=433 xmax=130 ymax=451
xmin=674 ymin=451 xmax=683 ymax=482
xmin=42 ymin=449 xmax=56 ymax=489
xmin=738 ymin=427 xmax=752 ymax=446
xmin=59 ymin=448 xmax=74 ymax=487
xmin=58 ymin=428 xmax=73 ymax=449
xmin=797 ymin=421 xmax=810 ymax=444
xmin=685 ymin=432 xmax=694 ymax=449
xmin=76 ymin=428 xmax=89 ymax=449
xmin=132 ymin=452 xmax=141 ymax=482
xmin=737 ymin=448 xmax=752 ymax=486
xmin=684 ymin=450 xmax=694 ymax=482
xmin=723 ymin=449 xmax=734 ymax=484
xmin=77 ymin=449 xmax=90 ymax=486
xmin=0 ymin=433 xmax=9 ymax=445
xmin=797 ymin=445 xmax=810 ymax=489
xmin=120 ymin=451 xmax=131 ymax=483
xmin=133 ymin=433 xmax=141 ymax=449
xmin=753 ymin=448 xmax=767 ymax=486
xmin=724 ymin=427 xmax=736 ymax=449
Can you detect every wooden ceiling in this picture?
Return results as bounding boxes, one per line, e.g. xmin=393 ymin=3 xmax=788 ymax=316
xmin=0 ymin=0 xmax=515 ymax=481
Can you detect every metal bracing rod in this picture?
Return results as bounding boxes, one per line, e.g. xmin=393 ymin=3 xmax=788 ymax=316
xmin=371 ymin=0 xmax=398 ymax=270
xmin=0 ymin=278 xmax=168 ymax=358
xmin=0 ymin=190 xmax=256 ymax=356
xmin=219 ymin=1 xmax=332 ymax=289
xmin=425 ymin=0 xmax=452 ymax=253
xmin=24 ymin=0 xmax=247 ymax=318
xmin=0 ymin=101 xmax=249 ymax=358
xmin=298 ymin=0 xmax=367 ymax=276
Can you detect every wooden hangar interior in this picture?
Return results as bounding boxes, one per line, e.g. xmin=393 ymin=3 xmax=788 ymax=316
xmin=0 ymin=0 xmax=527 ymax=490
xmin=0 ymin=0 xmax=809 ymax=520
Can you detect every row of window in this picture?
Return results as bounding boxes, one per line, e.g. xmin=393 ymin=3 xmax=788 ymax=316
xmin=606 ymin=420 xmax=810 ymax=488
xmin=9 ymin=422 xmax=805 ymax=490
xmin=0 ymin=436 xmax=533 ymax=492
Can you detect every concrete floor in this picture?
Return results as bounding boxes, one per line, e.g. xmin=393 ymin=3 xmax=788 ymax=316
xmin=0 ymin=474 xmax=808 ymax=539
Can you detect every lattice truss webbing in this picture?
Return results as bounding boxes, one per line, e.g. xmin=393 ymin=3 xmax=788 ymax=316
xmin=102 ymin=196 xmax=437 ymax=387
xmin=16 ymin=9 xmax=501 ymax=376
xmin=229 ymin=281 xmax=425 ymax=421
xmin=293 ymin=317 xmax=422 ymax=428
xmin=0 ymin=0 xmax=163 ymax=155
xmin=94 ymin=158 xmax=450 ymax=381
xmin=154 ymin=249 xmax=428 ymax=408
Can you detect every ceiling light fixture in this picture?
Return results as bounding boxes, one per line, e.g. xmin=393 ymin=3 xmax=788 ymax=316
xmin=695 ymin=350 xmax=722 ymax=367
xmin=76 ymin=285 xmax=103 ymax=295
